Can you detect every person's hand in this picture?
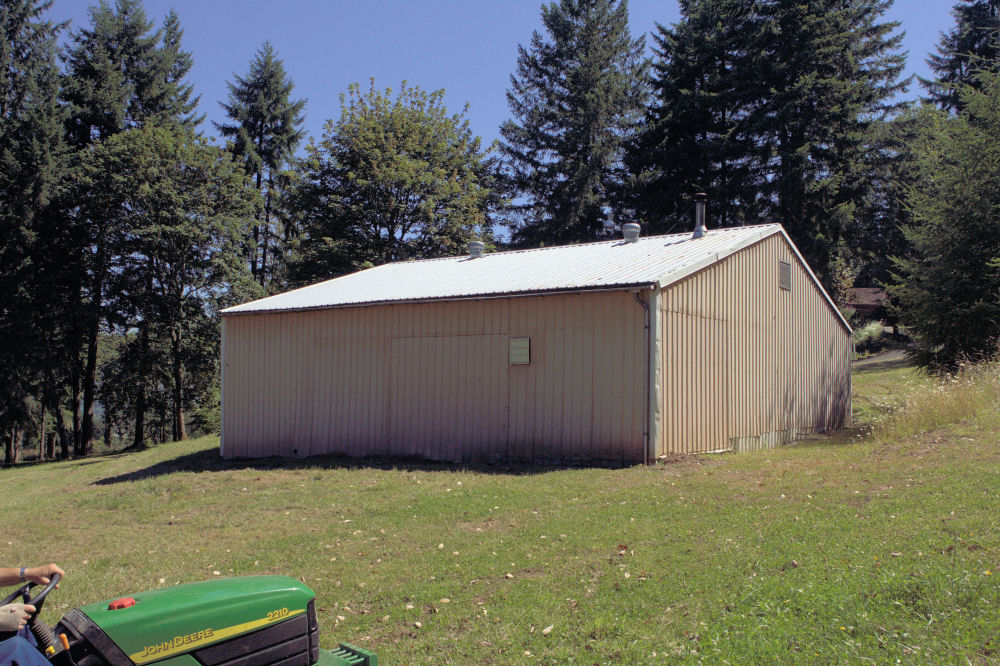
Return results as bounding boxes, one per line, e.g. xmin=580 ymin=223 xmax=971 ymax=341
xmin=24 ymin=563 xmax=64 ymax=586
xmin=0 ymin=603 xmax=35 ymax=631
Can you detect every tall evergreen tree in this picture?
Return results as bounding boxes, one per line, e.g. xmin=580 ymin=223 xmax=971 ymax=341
xmin=630 ymin=0 xmax=765 ymax=233
xmin=61 ymin=0 xmax=200 ymax=145
xmin=890 ymin=74 xmax=1000 ymax=369
xmin=922 ymin=0 xmax=1000 ymax=112
xmin=759 ymin=0 xmax=907 ymax=288
xmin=632 ymin=0 xmax=906 ymax=290
xmin=288 ymin=81 xmax=498 ymax=284
xmin=0 ymin=0 xmax=67 ymax=450
xmin=60 ymin=0 xmax=201 ymax=455
xmin=216 ymin=42 xmax=306 ymax=290
xmin=500 ymin=0 xmax=647 ymax=246
xmin=843 ymin=108 xmax=929 ymax=291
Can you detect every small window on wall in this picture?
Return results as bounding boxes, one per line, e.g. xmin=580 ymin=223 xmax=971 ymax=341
xmin=510 ymin=337 xmax=530 ymax=365
xmin=779 ymin=261 xmax=792 ymax=291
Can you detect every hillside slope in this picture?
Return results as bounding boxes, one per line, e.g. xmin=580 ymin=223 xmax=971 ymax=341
xmin=3 ymin=356 xmax=998 ymax=663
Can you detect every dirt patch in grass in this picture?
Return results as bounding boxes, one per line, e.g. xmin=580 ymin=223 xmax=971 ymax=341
xmin=655 ymin=452 xmax=717 ymax=470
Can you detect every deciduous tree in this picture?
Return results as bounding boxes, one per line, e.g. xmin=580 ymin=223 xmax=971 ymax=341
xmin=78 ymin=126 xmax=257 ymax=444
xmin=288 ymin=81 xmax=498 ymax=284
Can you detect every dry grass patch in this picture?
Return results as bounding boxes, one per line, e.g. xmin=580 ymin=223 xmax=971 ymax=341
xmin=873 ymin=358 xmax=1000 ymax=443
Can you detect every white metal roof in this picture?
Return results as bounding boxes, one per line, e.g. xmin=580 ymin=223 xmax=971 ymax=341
xmin=222 ymin=223 xmax=849 ymax=330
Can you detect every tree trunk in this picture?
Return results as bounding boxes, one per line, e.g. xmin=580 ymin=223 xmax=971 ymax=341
xmin=53 ymin=402 xmax=69 ymax=459
xmin=80 ymin=328 xmax=98 ymax=455
xmin=81 ymin=250 xmax=105 ymax=456
xmin=46 ymin=431 xmax=55 ymax=459
xmin=132 ymin=319 xmax=149 ymax=449
xmin=65 ymin=277 xmax=82 ymax=457
xmin=70 ymin=364 xmax=81 ymax=455
xmin=170 ymin=327 xmax=187 ymax=442
xmin=104 ymin=416 xmax=112 ymax=450
xmin=159 ymin=400 xmax=167 ymax=444
xmin=6 ymin=427 xmax=21 ymax=465
xmin=37 ymin=397 xmax=46 ymax=461
xmin=251 ymin=168 xmax=264 ymax=281
xmin=171 ymin=328 xmax=186 ymax=441
xmin=261 ymin=176 xmax=272 ymax=285
xmin=4 ymin=430 xmax=13 ymax=467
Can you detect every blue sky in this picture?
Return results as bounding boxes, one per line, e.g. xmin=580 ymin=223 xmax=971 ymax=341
xmin=47 ymin=0 xmax=955 ymax=150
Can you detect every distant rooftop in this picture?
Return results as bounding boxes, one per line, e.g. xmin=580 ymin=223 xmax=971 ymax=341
xmin=841 ymin=287 xmax=888 ymax=308
xmin=222 ymin=224 xmax=839 ymax=324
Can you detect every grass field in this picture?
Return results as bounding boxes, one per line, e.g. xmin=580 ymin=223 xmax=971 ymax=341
xmin=3 ymin=355 xmax=998 ymax=664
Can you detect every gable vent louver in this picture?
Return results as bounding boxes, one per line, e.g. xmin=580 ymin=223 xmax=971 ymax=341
xmin=779 ymin=261 xmax=792 ymax=291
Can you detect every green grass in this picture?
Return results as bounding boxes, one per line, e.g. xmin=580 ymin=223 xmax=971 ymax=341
xmin=851 ymin=351 xmax=927 ymax=425
xmin=3 ymin=355 xmax=999 ymax=664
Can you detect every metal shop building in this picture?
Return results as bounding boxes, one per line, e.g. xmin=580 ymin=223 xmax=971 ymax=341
xmin=220 ymin=221 xmax=851 ymax=465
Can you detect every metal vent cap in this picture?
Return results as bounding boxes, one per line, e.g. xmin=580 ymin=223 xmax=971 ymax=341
xmin=692 ymin=193 xmax=708 ymax=239
xmin=622 ymin=223 xmax=640 ymax=242
xmin=468 ymin=241 xmax=485 ymax=258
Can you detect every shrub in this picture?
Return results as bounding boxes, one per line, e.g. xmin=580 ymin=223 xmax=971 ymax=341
xmin=853 ymin=320 xmax=890 ymax=355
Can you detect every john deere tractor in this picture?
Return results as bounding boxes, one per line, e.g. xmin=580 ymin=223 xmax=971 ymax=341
xmin=2 ymin=574 xmax=376 ymax=665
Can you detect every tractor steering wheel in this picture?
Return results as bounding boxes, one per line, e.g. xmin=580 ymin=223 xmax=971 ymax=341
xmin=1 ymin=572 xmax=61 ymax=614
xmin=2 ymin=573 xmax=62 ymax=653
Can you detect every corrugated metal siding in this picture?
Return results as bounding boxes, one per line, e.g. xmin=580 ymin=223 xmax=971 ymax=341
xmin=389 ymin=334 xmax=509 ymax=462
xmin=221 ymin=291 xmax=646 ymax=464
xmin=506 ymin=293 xmax=645 ymax=464
xmin=657 ymin=233 xmax=851 ymax=455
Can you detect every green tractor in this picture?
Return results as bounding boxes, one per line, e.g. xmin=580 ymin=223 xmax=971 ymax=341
xmin=3 ymin=573 xmax=376 ymax=665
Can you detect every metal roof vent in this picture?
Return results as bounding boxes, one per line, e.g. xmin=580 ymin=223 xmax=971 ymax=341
xmin=468 ymin=240 xmax=485 ymax=258
xmin=622 ymin=223 xmax=640 ymax=243
xmin=692 ymin=192 xmax=708 ymax=239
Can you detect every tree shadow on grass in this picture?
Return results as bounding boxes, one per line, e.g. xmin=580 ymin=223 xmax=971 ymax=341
xmin=92 ymin=448 xmax=633 ymax=485
xmin=854 ymin=352 xmax=913 ymax=375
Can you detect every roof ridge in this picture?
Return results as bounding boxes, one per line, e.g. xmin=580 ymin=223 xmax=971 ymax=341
xmin=390 ymin=223 xmax=782 ymax=266
xmin=222 ymin=223 xmax=794 ymax=318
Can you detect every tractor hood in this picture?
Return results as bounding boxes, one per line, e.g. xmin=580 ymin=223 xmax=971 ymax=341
xmin=75 ymin=575 xmax=314 ymax=664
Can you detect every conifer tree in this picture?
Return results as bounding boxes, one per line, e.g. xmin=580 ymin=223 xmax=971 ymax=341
xmin=216 ymin=42 xmax=306 ymax=290
xmin=632 ymin=0 xmax=906 ymax=289
xmin=500 ymin=0 xmax=647 ymax=245
xmin=759 ymin=0 xmax=907 ymax=286
xmin=60 ymin=0 xmax=201 ymax=454
xmin=62 ymin=0 xmax=200 ymax=145
xmin=890 ymin=74 xmax=1000 ymax=369
xmin=630 ymin=0 xmax=765 ymax=233
xmin=923 ymin=0 xmax=1000 ymax=112
xmin=0 ymin=0 xmax=67 ymax=450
